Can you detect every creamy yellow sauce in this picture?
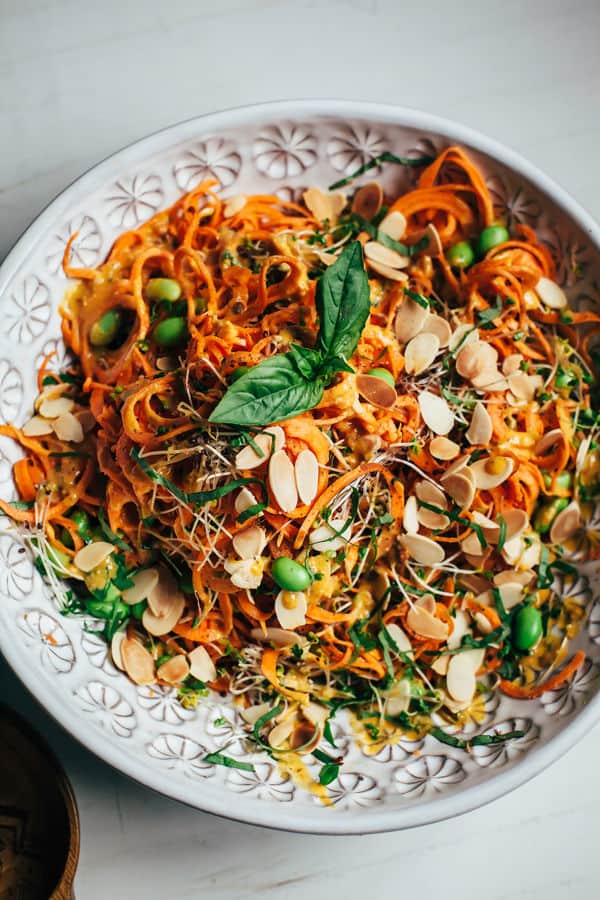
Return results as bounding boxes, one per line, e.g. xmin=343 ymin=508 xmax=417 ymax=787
xmin=277 ymin=753 xmax=333 ymax=806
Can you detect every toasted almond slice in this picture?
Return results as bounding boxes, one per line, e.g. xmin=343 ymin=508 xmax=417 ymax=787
xmin=471 ymin=368 xmax=509 ymax=392
xmin=431 ymin=654 xmax=450 ymax=675
xmin=309 ymin=517 xmax=351 ymax=552
xmin=122 ymin=567 xmax=160 ymax=606
xmin=384 ymin=623 xmax=413 ymax=654
xmin=121 ymin=637 xmax=155 ymax=685
xmin=441 ymin=453 xmax=470 ymax=478
xmin=224 ymin=193 xmax=247 ymax=217
xmin=535 ymin=276 xmax=568 ymax=310
xmin=429 ymin=436 xmax=460 ymax=460
xmin=448 ymin=324 xmax=479 ymax=353
xmin=447 ymin=608 xmax=471 ymax=650
xmin=364 ymin=240 xmax=409 ymax=270
xmin=494 ymin=569 xmax=535 ymax=588
xmin=378 ymin=210 xmax=407 ymax=240
xmin=399 ymin=533 xmax=445 ymax=566
xmin=250 ymin=627 xmax=300 ymax=648
xmin=317 ymin=250 xmax=339 ymax=266
xmin=188 ymin=645 xmax=217 ymax=682
xmin=474 ymin=611 xmax=493 ymax=635
xmin=35 ymin=382 xmax=69 ymax=409
xmin=23 ymin=415 xmax=54 ymax=436
xmin=269 ymin=450 xmax=298 ymax=513
xmin=74 ymin=540 xmax=115 ymax=572
xmin=146 ymin=566 xmax=181 ymax=618
xmin=417 ymin=505 xmax=449 ymax=530
xmin=142 ymin=592 xmax=185 ymax=636
xmin=534 ymin=428 xmax=565 ymax=457
xmin=232 ymin=525 xmax=266 ymax=560
xmin=418 ymin=390 xmax=454 ymax=435
xmin=303 ymin=187 xmax=346 ymax=224
xmin=520 ymin=537 xmax=542 ymax=569
xmin=76 ymin=409 xmax=96 ymax=433
xmin=234 ymin=486 xmax=257 ymax=515
xmin=405 ymin=332 xmax=440 ymax=375
xmin=268 ymin=716 xmax=296 ymax=750
xmin=294 ymin=448 xmax=319 ymax=505
xmin=403 ymin=495 xmax=419 ymax=534
xmin=395 ymin=296 xmax=429 ymax=343
xmin=240 ymin=702 xmax=273 ymax=725
xmin=496 ymin=582 xmax=524 ymax=610
xmin=53 ymin=411 xmax=84 ymax=443
xmin=275 ymin=590 xmax=307 ymax=630
xmin=550 ymin=500 xmax=581 ymax=544
xmin=417 ymin=594 xmax=436 ymax=615
xmin=503 ymin=508 xmax=529 ymax=541
xmin=39 ymin=395 xmax=74 ymax=419
xmin=508 ymin=371 xmax=540 ymax=402
xmin=415 ymin=479 xmax=447 ymax=509
xmin=446 ymin=652 xmax=478 ymax=703
xmin=156 ymin=356 xmax=178 ymax=372
xmin=351 ymin=182 xmax=383 ymax=220
xmin=235 ymin=426 xmax=285 ymax=470
xmin=456 ymin=341 xmax=498 ymax=380
xmin=111 ymin=631 xmax=126 ymax=671
xmin=461 ymin=530 xmax=487 ymax=556
xmin=466 ymin=402 xmax=493 ymax=446
xmin=443 ymin=470 xmax=476 ymax=510
xmin=470 ymin=455 xmax=514 ymax=489
xmin=502 ymin=353 xmax=523 ymax=376
xmin=420 ymin=314 xmax=452 ymax=348
xmin=367 ymin=258 xmax=409 ymax=282
xmin=501 ymin=535 xmax=524 ymax=566
xmin=158 ymin=655 xmax=190 ymax=685
xmin=385 ymin=680 xmax=411 ymax=716
xmin=406 ymin=604 xmax=449 ymax=640
xmin=356 ymin=373 xmax=397 ymax=409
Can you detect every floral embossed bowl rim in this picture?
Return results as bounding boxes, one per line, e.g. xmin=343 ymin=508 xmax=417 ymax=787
xmin=1 ymin=100 xmax=600 ymax=834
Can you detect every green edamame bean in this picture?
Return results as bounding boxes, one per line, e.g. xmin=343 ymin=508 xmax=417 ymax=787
xmin=90 ymin=310 xmax=123 ymax=347
xmin=476 ymin=225 xmax=510 ymax=257
xmin=86 ymin=598 xmax=114 ymax=619
xmin=366 ymin=368 xmax=395 ymax=388
xmin=533 ymin=496 xmax=569 ymax=534
xmin=70 ymin=508 xmax=92 ymax=541
xmin=446 ymin=241 xmax=475 ymax=269
xmin=513 ymin=605 xmax=543 ymax=650
xmin=542 ymin=471 xmax=572 ymax=491
xmin=230 ymin=366 xmax=251 ymax=383
xmin=271 ymin=557 xmax=312 ymax=591
xmin=153 ymin=316 xmax=187 ymax=348
xmin=555 ymin=370 xmax=575 ymax=390
xmin=146 ymin=278 xmax=182 ymax=302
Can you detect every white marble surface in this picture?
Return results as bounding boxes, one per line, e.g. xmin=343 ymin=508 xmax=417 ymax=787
xmin=1 ymin=0 xmax=600 ymax=897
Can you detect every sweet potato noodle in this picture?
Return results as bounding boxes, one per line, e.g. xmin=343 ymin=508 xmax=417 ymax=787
xmin=2 ymin=147 xmax=599 ymax=777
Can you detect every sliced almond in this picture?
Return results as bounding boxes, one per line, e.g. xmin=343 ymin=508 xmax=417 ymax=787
xmin=156 ymin=356 xmax=178 ymax=372
xmin=503 ymin=508 xmax=529 ymax=541
xmin=74 ymin=541 xmax=115 ymax=572
xmin=470 ymin=456 xmax=514 ymax=489
xmin=351 ymin=182 xmax=383 ymax=220
xmin=121 ymin=637 xmax=155 ymax=685
xmin=415 ymin=480 xmax=448 ymax=528
xmin=471 ymin=368 xmax=509 ymax=392
xmin=418 ymin=390 xmax=454 ymax=435
xmin=53 ymin=411 xmax=84 ymax=443
xmin=39 ymin=395 xmax=74 ymax=419
xmin=420 ymin=314 xmax=452 ymax=348
xmin=405 ymin=332 xmax=440 ymax=376
xmin=402 ymin=495 xmax=419 ymax=534
xmin=235 ymin=426 xmax=285 ymax=470
xmin=496 ymin=582 xmax=524 ymax=610
xmin=356 ymin=373 xmax=397 ymax=409
xmin=461 ymin=530 xmax=487 ymax=556
xmin=111 ymin=631 xmax=126 ymax=671
xmin=493 ymin=569 xmax=534 ymax=587
xmin=446 ymin=649 xmax=483 ymax=703
xmin=385 ymin=680 xmax=411 ymax=716
xmin=232 ymin=525 xmax=266 ymax=560
xmin=443 ymin=470 xmax=476 ymax=510
xmin=417 ymin=594 xmax=436 ymax=615
xmin=364 ymin=240 xmax=409 ymax=270
xmin=122 ymin=567 xmax=160 ymax=606
xmin=23 ymin=415 xmax=54 ymax=437
xmin=157 ymin=655 xmax=190 ymax=685
xmin=250 ymin=627 xmax=300 ymax=648
xmin=550 ymin=500 xmax=581 ymax=544
xmin=448 ymin=324 xmax=479 ymax=353
xmin=275 ymin=590 xmax=307 ymax=630
xmin=367 ymin=259 xmax=409 ymax=282
xmin=269 ymin=450 xmax=298 ymax=513
xmin=406 ymin=603 xmax=449 ymax=641
xmin=399 ymin=533 xmax=445 ymax=566
xmin=395 ymin=297 xmax=429 ymax=343
xmin=303 ymin=187 xmax=346 ymax=224
xmin=508 ymin=371 xmax=540 ymax=402
xmin=234 ymin=487 xmax=257 ymax=515
xmin=146 ymin=567 xmax=182 ymax=618
xmin=466 ymin=402 xmax=493 ymax=446
xmin=268 ymin=716 xmax=296 ymax=750
xmin=431 ymin=655 xmax=450 ymax=675
xmin=224 ymin=194 xmax=247 ymax=217
xmin=429 ymin=436 xmax=460 ymax=460
xmin=447 ymin=608 xmax=471 ymax=650
xmin=534 ymin=428 xmax=565 ymax=457
xmin=142 ymin=592 xmax=185 ymax=636
xmin=188 ymin=645 xmax=217 ymax=682
xmin=378 ymin=210 xmax=407 ymax=241
xmin=456 ymin=341 xmax=498 ymax=381
xmin=240 ymin=702 xmax=273 ymax=725
xmin=474 ymin=611 xmax=493 ymax=635
xmin=309 ymin=517 xmax=350 ymax=552
xmin=535 ymin=276 xmax=568 ymax=310
xmin=502 ymin=353 xmax=523 ymax=376
xmin=441 ymin=453 xmax=470 ymax=478
xmin=294 ymin=449 xmax=319 ymax=506
xmin=384 ymin=623 xmax=413 ymax=654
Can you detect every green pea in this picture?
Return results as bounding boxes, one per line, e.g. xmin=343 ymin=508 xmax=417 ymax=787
xmin=271 ymin=557 xmax=312 ymax=591
xmin=230 ymin=366 xmax=251 ymax=383
xmin=86 ymin=597 xmax=114 ymax=619
xmin=513 ymin=605 xmax=543 ymax=650
xmin=533 ymin=497 xmax=569 ymax=534
xmin=542 ymin=471 xmax=572 ymax=491
xmin=366 ymin=368 xmax=395 ymax=388
xmin=153 ymin=316 xmax=187 ymax=348
xmin=476 ymin=225 xmax=510 ymax=257
xmin=70 ymin=508 xmax=92 ymax=542
xmin=146 ymin=278 xmax=182 ymax=302
xmin=90 ymin=310 xmax=123 ymax=347
xmin=446 ymin=241 xmax=475 ymax=269
xmin=555 ymin=370 xmax=575 ymax=390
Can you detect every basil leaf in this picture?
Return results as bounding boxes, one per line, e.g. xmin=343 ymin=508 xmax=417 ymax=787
xmin=209 ymin=353 xmax=325 ymax=427
xmin=288 ymin=343 xmax=323 ymax=379
xmin=203 ymin=752 xmax=255 ymax=772
xmin=429 ymin=726 xmax=525 ymax=749
xmin=97 ymin=507 xmax=132 ymax=552
xmin=328 ymin=151 xmax=434 ymax=190
xmin=315 ymin=241 xmax=370 ymax=362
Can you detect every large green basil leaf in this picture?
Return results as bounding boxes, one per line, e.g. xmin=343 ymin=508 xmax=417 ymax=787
xmin=208 ymin=353 xmax=325 ymax=426
xmin=315 ymin=241 xmax=370 ymax=362
xmin=288 ymin=343 xmax=323 ymax=380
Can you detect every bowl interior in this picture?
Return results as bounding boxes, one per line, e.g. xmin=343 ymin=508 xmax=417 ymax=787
xmin=0 ymin=101 xmax=599 ymax=833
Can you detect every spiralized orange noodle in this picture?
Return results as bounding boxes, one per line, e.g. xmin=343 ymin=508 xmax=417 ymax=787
xmin=4 ymin=146 xmax=600 ymax=774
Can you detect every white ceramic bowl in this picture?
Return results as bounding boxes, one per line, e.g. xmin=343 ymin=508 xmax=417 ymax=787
xmin=1 ymin=101 xmax=600 ymax=834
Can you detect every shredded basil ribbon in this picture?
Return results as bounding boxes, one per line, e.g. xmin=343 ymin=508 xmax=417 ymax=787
xmin=203 ymin=752 xmax=255 ymax=772
xmin=97 ymin=507 xmax=132 ymax=552
xmin=328 ymin=151 xmax=434 ymax=190
xmin=429 ymin=726 xmax=525 ymax=750
xmin=417 ymin=499 xmax=488 ymax=550
xmin=252 ymin=702 xmax=284 ymax=751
